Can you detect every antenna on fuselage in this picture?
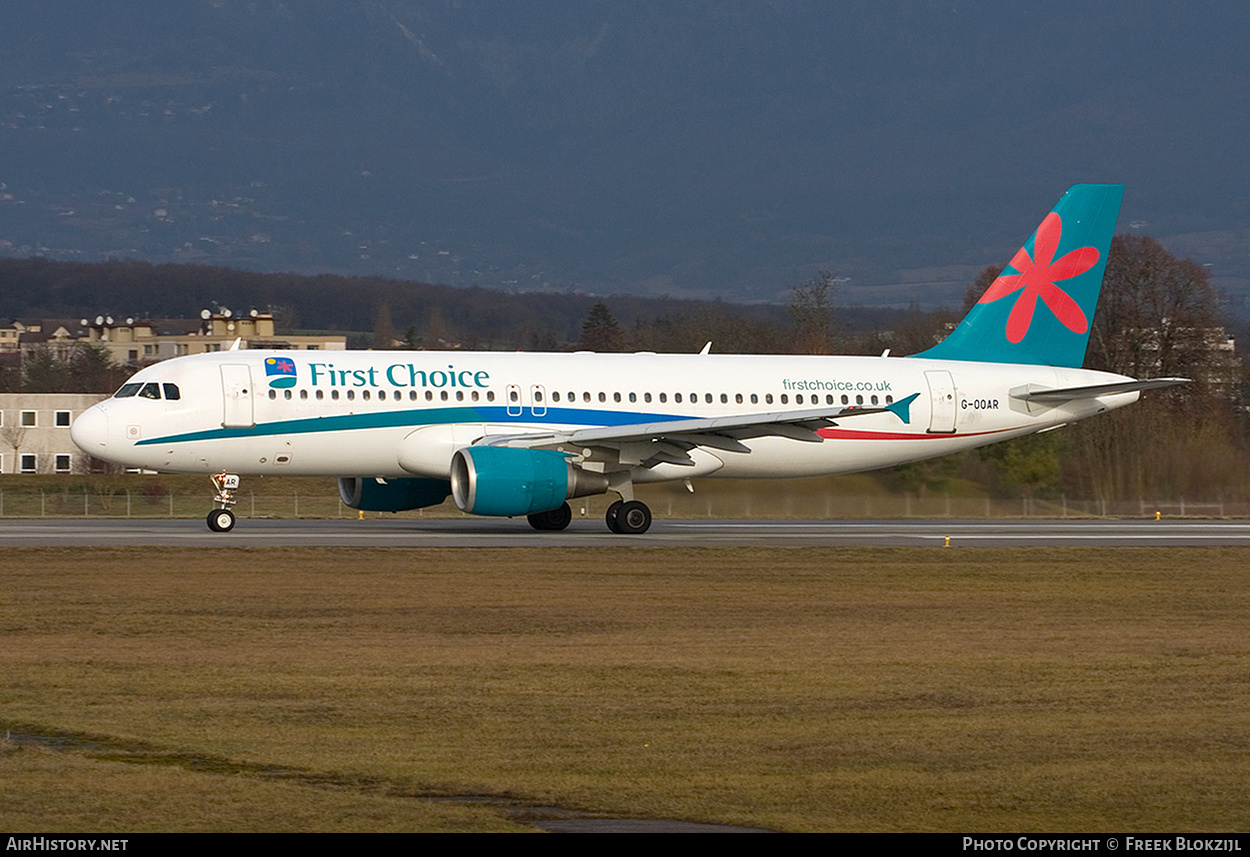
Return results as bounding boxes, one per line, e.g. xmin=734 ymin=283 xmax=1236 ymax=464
xmin=699 ymin=342 xmax=712 ymax=355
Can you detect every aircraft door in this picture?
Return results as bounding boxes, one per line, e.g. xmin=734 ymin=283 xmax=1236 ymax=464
xmin=924 ymin=370 xmax=957 ymax=433
xmin=221 ymin=364 xmax=255 ymax=428
xmin=506 ymin=384 xmax=522 ymax=417
xmin=530 ymin=385 xmax=547 ymax=417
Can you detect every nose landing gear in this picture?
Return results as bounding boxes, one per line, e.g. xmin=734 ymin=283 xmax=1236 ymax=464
xmin=207 ymin=473 xmax=240 ymax=533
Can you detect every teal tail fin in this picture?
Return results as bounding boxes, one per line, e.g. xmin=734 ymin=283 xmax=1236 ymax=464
xmin=915 ymin=184 xmax=1123 ymax=367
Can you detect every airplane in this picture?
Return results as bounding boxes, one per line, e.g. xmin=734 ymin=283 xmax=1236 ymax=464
xmin=70 ymin=184 xmax=1185 ymax=535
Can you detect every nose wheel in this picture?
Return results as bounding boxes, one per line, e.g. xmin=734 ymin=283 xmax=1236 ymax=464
xmin=206 ymin=473 xmax=241 ymax=533
xmin=207 ymin=508 xmax=236 ymax=532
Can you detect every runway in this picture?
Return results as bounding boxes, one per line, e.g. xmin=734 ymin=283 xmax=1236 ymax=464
xmin=4 ymin=517 xmax=1250 ymax=547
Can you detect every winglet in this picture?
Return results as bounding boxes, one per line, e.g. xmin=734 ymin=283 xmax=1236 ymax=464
xmin=886 ymin=392 xmax=919 ymax=424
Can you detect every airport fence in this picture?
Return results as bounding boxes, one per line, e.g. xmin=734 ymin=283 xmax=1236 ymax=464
xmin=0 ymin=485 xmax=1246 ymax=520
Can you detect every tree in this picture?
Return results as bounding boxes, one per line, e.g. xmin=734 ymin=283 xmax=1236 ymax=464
xmin=963 ymin=265 xmax=1003 ymax=314
xmin=372 ymin=302 xmax=397 ymax=349
xmin=788 ymin=271 xmax=837 ymax=354
xmin=21 ymin=343 xmax=128 ymax=393
xmin=1067 ymin=236 xmax=1234 ymax=500
xmin=577 ymin=301 xmax=626 ymax=352
xmin=1088 ymin=235 xmax=1222 ymax=383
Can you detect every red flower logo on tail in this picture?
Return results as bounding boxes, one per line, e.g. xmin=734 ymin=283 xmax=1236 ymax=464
xmin=978 ymin=212 xmax=1099 ymax=343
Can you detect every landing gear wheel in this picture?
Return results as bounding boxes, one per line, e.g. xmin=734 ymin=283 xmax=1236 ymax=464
xmin=527 ymin=502 xmax=572 ymax=531
xmin=207 ymin=508 xmax=235 ymax=533
xmin=605 ymin=500 xmax=624 ymax=534
xmin=615 ymin=500 xmax=652 ymax=535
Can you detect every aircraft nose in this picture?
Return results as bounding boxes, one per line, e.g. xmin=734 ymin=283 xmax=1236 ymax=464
xmin=71 ymin=405 xmax=110 ymax=453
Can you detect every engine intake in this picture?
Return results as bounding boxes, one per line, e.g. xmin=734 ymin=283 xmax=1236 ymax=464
xmin=450 ymin=446 xmax=609 ymax=517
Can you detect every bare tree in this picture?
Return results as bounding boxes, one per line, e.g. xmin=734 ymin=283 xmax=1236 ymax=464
xmin=789 ymin=271 xmax=837 ymax=354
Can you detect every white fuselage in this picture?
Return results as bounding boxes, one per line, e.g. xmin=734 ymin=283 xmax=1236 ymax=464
xmin=71 ymin=349 xmax=1138 ymax=481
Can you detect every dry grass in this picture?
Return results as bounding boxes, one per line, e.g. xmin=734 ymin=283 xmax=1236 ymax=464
xmin=1 ymin=546 xmax=1248 ymax=832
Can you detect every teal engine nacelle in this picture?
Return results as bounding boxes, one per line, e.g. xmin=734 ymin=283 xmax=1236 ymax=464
xmin=450 ymin=447 xmax=609 ymax=517
xmin=338 ymin=476 xmax=451 ymax=512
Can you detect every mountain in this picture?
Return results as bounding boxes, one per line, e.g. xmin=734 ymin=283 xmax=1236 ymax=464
xmin=2 ymin=1 xmax=1248 ymax=311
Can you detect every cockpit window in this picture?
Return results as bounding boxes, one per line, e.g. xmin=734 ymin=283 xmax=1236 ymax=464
xmin=163 ymin=383 xmax=181 ymax=400
xmin=114 ymin=383 xmax=142 ymax=398
xmin=139 ymin=383 xmax=162 ymax=399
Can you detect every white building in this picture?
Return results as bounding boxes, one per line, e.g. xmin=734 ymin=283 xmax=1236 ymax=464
xmin=0 ymin=393 xmax=108 ymax=474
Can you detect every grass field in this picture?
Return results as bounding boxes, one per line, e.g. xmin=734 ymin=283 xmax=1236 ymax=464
xmin=2 ymin=546 xmax=1248 ymax=832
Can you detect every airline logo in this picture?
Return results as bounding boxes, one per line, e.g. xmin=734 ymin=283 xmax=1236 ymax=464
xmin=977 ymin=212 xmax=1098 ymax=344
xmin=265 ymin=356 xmax=298 ymax=388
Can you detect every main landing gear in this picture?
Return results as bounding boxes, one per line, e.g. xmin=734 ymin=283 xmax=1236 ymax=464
xmin=526 ymin=498 xmax=654 ymax=534
xmin=605 ymin=499 xmax=652 ymax=535
xmin=206 ymin=472 xmax=240 ymax=533
xmin=527 ymin=502 xmax=572 ymax=531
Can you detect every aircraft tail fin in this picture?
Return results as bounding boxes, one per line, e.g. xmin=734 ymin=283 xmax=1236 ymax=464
xmin=915 ymin=184 xmax=1123 ymax=367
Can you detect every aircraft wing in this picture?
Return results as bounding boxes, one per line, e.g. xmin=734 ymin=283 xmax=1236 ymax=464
xmin=479 ymin=393 xmax=920 ymax=465
xmin=1010 ymin=377 xmax=1188 ymax=402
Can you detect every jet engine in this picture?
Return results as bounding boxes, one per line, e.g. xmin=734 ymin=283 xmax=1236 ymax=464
xmin=450 ymin=447 xmax=609 ymax=516
xmin=337 ymin=476 xmax=451 ymax=512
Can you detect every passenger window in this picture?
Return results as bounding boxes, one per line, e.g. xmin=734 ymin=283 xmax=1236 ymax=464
xmin=347 ymin=390 xmax=355 ymax=401
xmin=139 ymin=383 xmax=161 ymax=399
xmin=599 ymin=392 xmax=606 ymax=403
xmin=471 ymin=391 xmax=479 ymax=402
xmin=629 ymin=393 xmax=636 ymax=403
xmin=316 ymin=390 xmax=324 ymax=400
xmin=781 ymin=394 xmax=789 ymax=405
xmin=644 ymin=393 xmax=652 ymax=403
xmin=300 ymin=389 xmax=308 ymax=400
xmin=362 ymin=390 xmax=371 ymax=401
xmin=440 ymin=391 xmax=448 ymax=401
xmin=735 ymin=393 xmax=742 ymax=404
xmin=659 ymin=393 xmax=667 ymax=403
xmin=613 ymin=392 xmax=620 ymax=403
xmin=284 ymin=390 xmax=292 ymax=400
xmin=269 ymin=390 xmax=277 ymax=400
xmin=332 ymin=390 xmax=340 ymax=400
xmin=487 ymin=391 xmax=495 ymax=402
xmin=765 ymin=394 xmax=773 ymax=404
xmin=721 ymin=393 xmax=728 ymax=404
xmin=114 ymin=383 xmax=142 ymax=398
xmin=675 ymin=393 xmax=682 ymax=403
xmin=796 ymin=394 xmax=804 ymax=405
xmin=750 ymin=394 xmax=758 ymax=404
xmin=425 ymin=391 xmax=433 ymax=401
xmin=456 ymin=391 xmax=464 ymax=401
xmin=163 ymin=383 xmax=181 ymax=400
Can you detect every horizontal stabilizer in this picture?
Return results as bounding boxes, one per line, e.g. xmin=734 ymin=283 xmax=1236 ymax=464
xmin=1010 ymin=377 xmax=1189 ymax=402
